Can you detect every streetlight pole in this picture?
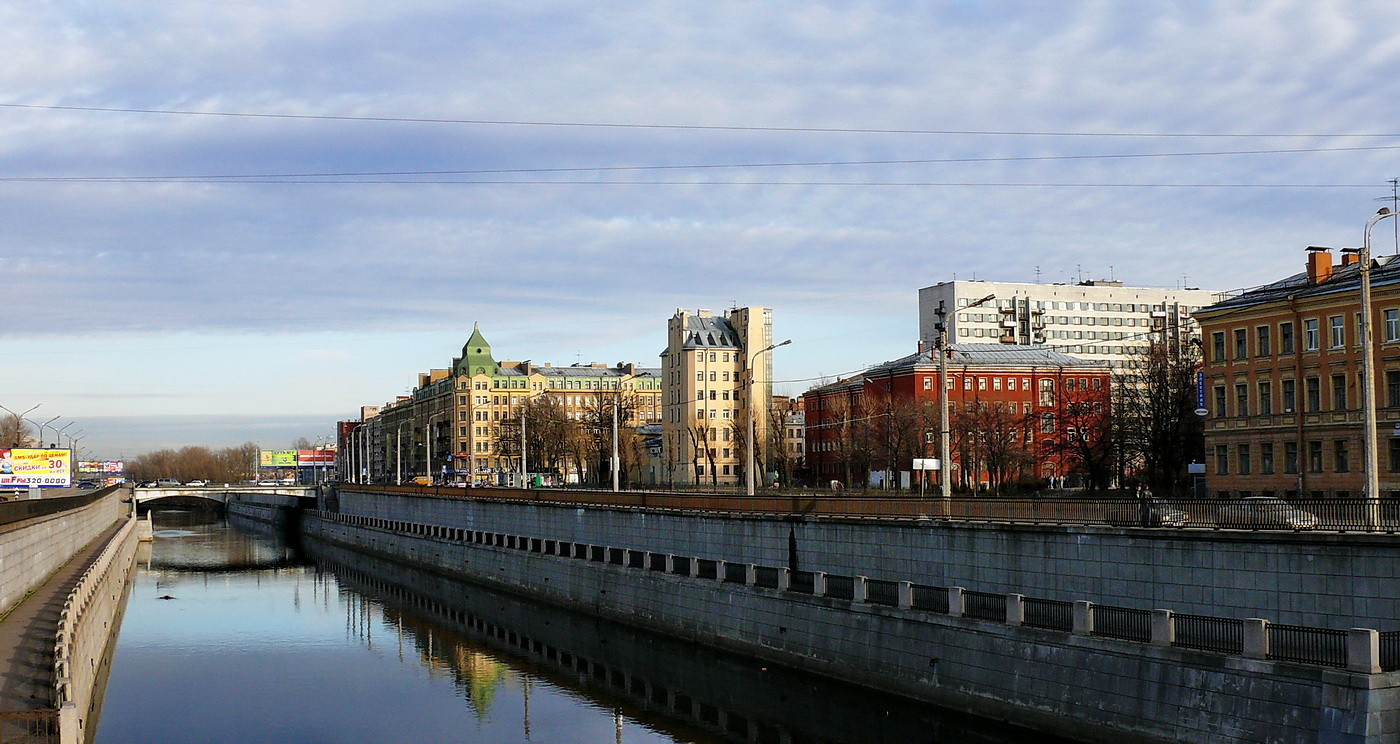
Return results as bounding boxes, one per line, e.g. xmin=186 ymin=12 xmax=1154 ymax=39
xmin=37 ymin=416 xmax=60 ymax=448
xmin=611 ymin=396 xmax=620 ymax=492
xmin=1360 ymin=208 xmax=1395 ymax=526
xmin=0 ymin=404 xmax=40 ymax=446
xmin=746 ymin=339 xmax=791 ymax=497
xmin=935 ymin=294 xmax=995 ymax=511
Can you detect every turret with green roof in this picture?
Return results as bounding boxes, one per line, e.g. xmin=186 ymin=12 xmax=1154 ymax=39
xmin=455 ymin=322 xmax=499 ymax=377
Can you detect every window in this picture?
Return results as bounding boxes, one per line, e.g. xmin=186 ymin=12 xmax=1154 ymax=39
xmin=1335 ymin=440 xmax=1350 ymax=473
xmin=924 ymin=377 xmax=933 ymax=390
xmin=1282 ymin=379 xmax=1297 ymax=412
xmin=1389 ymin=370 xmax=1400 ymax=408
xmin=1213 ymin=386 xmax=1227 ymax=416
xmin=1284 ymin=442 xmax=1299 ymax=474
xmin=1215 ymin=445 xmax=1229 ymax=475
xmin=1256 ymin=326 xmax=1271 ymax=356
xmin=1304 ymin=318 xmax=1319 ymax=351
xmin=1387 ymin=309 xmax=1400 ymax=342
xmin=1234 ymin=329 xmax=1248 ymax=360
xmin=1258 ymin=380 xmax=1272 ymax=415
xmin=1305 ymin=377 xmax=1321 ymax=412
xmin=1391 ymin=439 xmax=1400 ymax=473
xmin=1235 ymin=383 xmax=1249 ymax=416
xmin=1329 ymin=315 xmax=1345 ymax=348
xmin=1308 ymin=441 xmax=1323 ymax=473
xmin=993 ymin=377 xmax=1002 ymax=390
xmin=1238 ymin=444 xmax=1252 ymax=475
xmin=1280 ymin=322 xmax=1295 ymax=353
xmin=1041 ymin=413 xmax=1055 ymax=433
xmin=1261 ymin=443 xmax=1275 ymax=474
xmin=1332 ymin=374 xmax=1347 ymax=410
xmin=1212 ymin=332 xmax=1227 ymax=361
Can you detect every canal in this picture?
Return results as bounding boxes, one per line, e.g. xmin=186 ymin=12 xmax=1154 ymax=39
xmin=93 ymin=511 xmax=1075 ymax=744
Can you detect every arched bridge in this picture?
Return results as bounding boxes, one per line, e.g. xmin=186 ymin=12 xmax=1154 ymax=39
xmin=130 ymin=485 xmax=316 ymax=509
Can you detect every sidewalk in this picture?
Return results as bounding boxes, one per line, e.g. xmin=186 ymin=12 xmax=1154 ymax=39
xmin=0 ymin=521 xmax=125 ymax=712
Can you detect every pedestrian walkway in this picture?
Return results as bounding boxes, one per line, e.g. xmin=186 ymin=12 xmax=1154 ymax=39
xmin=0 ymin=521 xmax=125 ymax=713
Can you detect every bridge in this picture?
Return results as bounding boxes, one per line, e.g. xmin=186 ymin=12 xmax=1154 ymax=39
xmin=130 ymin=484 xmax=315 ymax=510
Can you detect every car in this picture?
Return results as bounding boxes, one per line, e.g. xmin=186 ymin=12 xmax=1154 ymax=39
xmin=1105 ymin=499 xmax=1191 ymax=527
xmin=137 ymin=481 xmax=158 ymax=488
xmin=156 ymin=478 xmax=180 ymax=487
xmin=74 ymin=480 xmax=99 ymax=489
xmin=257 ymin=480 xmax=279 ymax=486
xmin=186 ymin=480 xmax=207 ymax=487
xmin=1216 ymin=496 xmax=1318 ymax=530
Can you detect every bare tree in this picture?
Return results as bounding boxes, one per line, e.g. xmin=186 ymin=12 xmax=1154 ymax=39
xmin=954 ymin=401 xmax=1033 ymax=494
xmin=1050 ymin=377 xmax=1116 ymax=490
xmin=2 ymin=414 xmax=34 ymax=448
xmin=1116 ymin=337 xmax=1204 ymax=493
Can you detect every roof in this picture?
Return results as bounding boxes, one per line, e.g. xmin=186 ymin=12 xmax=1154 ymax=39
xmin=1198 ymin=254 xmax=1400 ymax=315
xmin=805 ymin=344 xmax=1104 ymax=394
xmin=681 ymin=315 xmax=741 ymax=349
xmin=535 ymin=365 xmax=661 ymax=379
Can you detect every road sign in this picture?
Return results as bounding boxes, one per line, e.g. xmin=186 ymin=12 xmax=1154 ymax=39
xmin=1195 ymin=408 xmax=1209 ymax=417
xmin=912 ymin=458 xmax=940 ymax=471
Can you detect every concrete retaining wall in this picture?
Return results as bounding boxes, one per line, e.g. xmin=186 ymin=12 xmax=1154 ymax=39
xmin=333 ymin=487 xmax=1400 ymax=630
xmin=303 ymin=510 xmax=1400 ymax=744
xmin=0 ymin=490 xmax=127 ymax=618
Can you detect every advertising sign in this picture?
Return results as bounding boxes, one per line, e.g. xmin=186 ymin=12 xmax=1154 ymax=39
xmin=0 ymin=448 xmax=73 ymax=487
xmin=78 ymin=460 xmax=125 ymax=474
xmin=260 ymin=450 xmax=298 ymax=468
xmin=298 ymin=450 xmax=336 ymax=466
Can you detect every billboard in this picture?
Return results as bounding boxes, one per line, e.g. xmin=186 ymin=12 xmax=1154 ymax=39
xmin=260 ymin=450 xmax=298 ymax=468
xmin=0 ymin=448 xmax=73 ymax=487
xmin=78 ymin=460 xmax=125 ymax=474
xmin=298 ymin=449 xmax=336 ymax=466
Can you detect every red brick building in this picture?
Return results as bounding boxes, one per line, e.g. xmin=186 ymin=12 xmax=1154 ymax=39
xmin=802 ymin=345 xmax=1111 ymax=490
xmin=1195 ymin=247 xmax=1400 ymax=499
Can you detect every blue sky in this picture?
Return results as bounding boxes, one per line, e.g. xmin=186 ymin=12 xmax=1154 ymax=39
xmin=5 ymin=1 xmax=1400 ymax=457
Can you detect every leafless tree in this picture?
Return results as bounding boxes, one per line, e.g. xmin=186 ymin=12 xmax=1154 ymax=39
xmin=1116 ymin=336 xmax=1204 ymax=493
xmin=2 ymin=414 xmax=34 ymax=448
xmin=1050 ymin=377 xmax=1116 ymax=490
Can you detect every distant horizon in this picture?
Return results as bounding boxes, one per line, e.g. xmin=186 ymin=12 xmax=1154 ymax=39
xmin=69 ymin=414 xmax=347 ymax=461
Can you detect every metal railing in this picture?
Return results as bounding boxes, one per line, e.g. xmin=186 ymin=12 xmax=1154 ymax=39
xmin=963 ymin=590 xmax=1006 ymax=622
xmin=0 ymin=709 xmax=58 ymax=744
xmin=1093 ymin=606 xmax=1152 ymax=642
xmin=1174 ymin=614 xmax=1244 ymax=654
xmin=342 ymin=484 xmax=1400 ymax=532
xmin=1023 ymin=597 xmax=1073 ymax=631
xmin=1268 ymin=624 xmax=1347 ymax=667
xmin=317 ymin=508 xmax=1400 ymax=672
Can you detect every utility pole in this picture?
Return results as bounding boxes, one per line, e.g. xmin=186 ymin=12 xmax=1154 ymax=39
xmin=937 ymin=294 xmax=995 ymax=512
xmin=611 ymin=397 xmax=620 ymax=492
xmin=520 ymin=409 xmax=528 ymax=488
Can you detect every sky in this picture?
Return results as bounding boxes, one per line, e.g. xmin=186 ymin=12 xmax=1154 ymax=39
xmin=6 ymin=0 xmax=1400 ymax=458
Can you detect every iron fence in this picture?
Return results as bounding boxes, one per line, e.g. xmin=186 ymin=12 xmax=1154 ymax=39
xmin=910 ymin=584 xmax=948 ymax=613
xmin=1094 ymin=606 xmax=1151 ymax=642
xmin=1023 ymin=597 xmax=1074 ymax=631
xmin=694 ymin=558 xmax=716 ymax=580
xmin=753 ymin=566 xmax=780 ymax=589
xmin=1382 ymin=631 xmax=1400 ymax=671
xmin=790 ymin=570 xmax=816 ymax=595
xmin=865 ymin=578 xmax=900 ymax=606
xmin=964 ymin=590 xmax=1006 ymax=622
xmin=723 ymin=562 xmax=748 ymax=584
xmin=0 ymin=710 xmax=58 ymax=744
xmin=648 ymin=552 xmax=667 ymax=571
xmin=1268 ymin=624 xmax=1347 ymax=667
xmin=671 ymin=556 xmax=693 ymax=577
xmin=824 ymin=574 xmax=856 ymax=601
xmin=1174 ymin=614 xmax=1243 ymax=654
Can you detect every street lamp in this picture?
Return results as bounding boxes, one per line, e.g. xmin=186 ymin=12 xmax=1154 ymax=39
xmin=0 ymin=404 xmax=41 ymax=446
xmin=933 ymin=294 xmax=996 ymax=511
xmin=56 ymin=422 xmax=75 ymax=448
xmin=1360 ymin=208 xmax=1396 ymax=526
xmin=37 ymin=415 xmax=60 ymax=447
xmin=747 ymin=339 xmax=792 ymax=496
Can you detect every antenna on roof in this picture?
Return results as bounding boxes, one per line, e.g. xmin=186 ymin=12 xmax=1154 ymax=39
xmin=1034 ymin=266 xmax=1042 ymax=284
xmin=1375 ymin=178 xmax=1400 ymax=254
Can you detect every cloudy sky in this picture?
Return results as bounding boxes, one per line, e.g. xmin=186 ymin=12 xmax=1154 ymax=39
xmin=5 ymin=1 xmax=1400 ymax=457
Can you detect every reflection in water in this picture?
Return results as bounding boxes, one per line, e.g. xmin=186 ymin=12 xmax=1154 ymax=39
xmin=94 ymin=512 xmax=1074 ymax=744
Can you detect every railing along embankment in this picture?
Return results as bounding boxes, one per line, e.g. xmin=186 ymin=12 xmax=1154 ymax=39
xmin=52 ymin=514 xmax=140 ymax=744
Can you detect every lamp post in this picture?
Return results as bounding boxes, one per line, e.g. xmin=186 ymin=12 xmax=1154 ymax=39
xmin=746 ymin=339 xmax=792 ymax=496
xmin=37 ymin=416 xmax=60 ymax=448
xmin=425 ymin=412 xmax=447 ymax=485
xmin=0 ymin=404 xmax=40 ymax=446
xmin=934 ymin=294 xmax=996 ymax=512
xmin=1361 ymin=208 xmax=1396 ymax=527
xmin=56 ymin=422 xmax=75 ymax=449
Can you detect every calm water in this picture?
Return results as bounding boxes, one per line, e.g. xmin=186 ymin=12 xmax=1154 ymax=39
xmin=93 ymin=511 xmax=1072 ymax=744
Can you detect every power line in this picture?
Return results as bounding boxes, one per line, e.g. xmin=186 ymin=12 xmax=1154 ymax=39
xmin=0 ymin=177 xmax=1380 ymax=188
xmin=5 ymin=102 xmax=1400 ymax=138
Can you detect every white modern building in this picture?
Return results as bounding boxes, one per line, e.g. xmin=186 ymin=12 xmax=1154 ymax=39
xmin=917 ymin=280 xmax=1225 ymax=370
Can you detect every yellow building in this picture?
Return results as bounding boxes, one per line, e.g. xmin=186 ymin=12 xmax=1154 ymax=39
xmin=373 ymin=323 xmax=662 ymax=485
xmin=660 ymin=307 xmax=774 ymax=487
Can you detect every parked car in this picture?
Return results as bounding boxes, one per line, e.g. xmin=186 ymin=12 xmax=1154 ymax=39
xmin=186 ymin=480 xmax=207 ymax=487
xmin=1105 ymin=499 xmax=1190 ymax=527
xmin=137 ymin=481 xmax=158 ymax=488
xmin=156 ymin=478 xmax=180 ymax=487
xmin=1216 ymin=496 xmax=1318 ymax=530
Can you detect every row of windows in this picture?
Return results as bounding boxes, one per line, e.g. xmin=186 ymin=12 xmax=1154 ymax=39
xmin=1212 ymin=309 xmax=1400 ymax=362
xmin=1213 ymin=370 xmax=1400 ymax=416
xmin=958 ymin=299 xmax=1200 ymax=313
xmin=1214 ymin=439 xmax=1400 ymax=475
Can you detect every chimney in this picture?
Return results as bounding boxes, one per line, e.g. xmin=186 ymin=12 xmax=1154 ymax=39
xmin=1340 ymin=248 xmax=1361 ymax=267
xmin=918 ymin=340 xmax=925 ymax=354
xmin=1306 ymin=246 xmax=1333 ymax=284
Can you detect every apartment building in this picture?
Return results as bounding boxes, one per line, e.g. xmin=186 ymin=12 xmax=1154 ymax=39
xmin=367 ymin=323 xmax=661 ymax=484
xmin=803 ymin=345 xmax=1111 ymax=489
xmin=1195 ymin=247 xmax=1400 ymax=499
xmin=917 ymin=280 xmax=1222 ymax=370
xmin=660 ymin=307 xmax=774 ymax=486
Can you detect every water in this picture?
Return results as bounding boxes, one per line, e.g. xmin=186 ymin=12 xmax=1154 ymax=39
xmin=94 ymin=511 xmax=1072 ymax=744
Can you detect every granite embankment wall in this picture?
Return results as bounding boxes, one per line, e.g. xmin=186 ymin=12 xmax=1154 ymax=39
xmin=0 ymin=489 xmax=127 ymax=618
xmin=266 ymin=488 xmax=1400 ymax=744
xmin=330 ymin=487 xmax=1400 ymax=630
